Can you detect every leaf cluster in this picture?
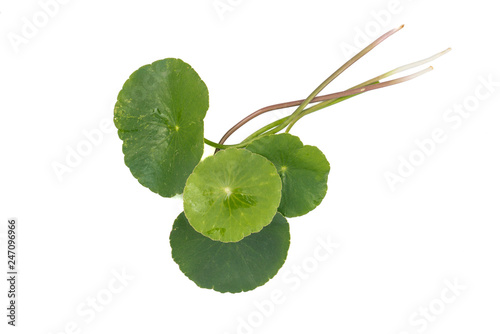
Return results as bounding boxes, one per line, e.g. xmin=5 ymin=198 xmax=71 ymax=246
xmin=114 ymin=59 xmax=329 ymax=292
xmin=114 ymin=27 xmax=449 ymax=292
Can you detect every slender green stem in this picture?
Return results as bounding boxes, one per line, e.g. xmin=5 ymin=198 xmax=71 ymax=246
xmin=284 ymin=48 xmax=451 ymax=131
xmin=207 ymin=63 xmax=435 ymax=150
xmin=242 ymin=117 xmax=287 ymax=142
xmin=204 ymin=138 xmax=245 ymax=149
xmin=242 ymin=64 xmax=432 ymax=142
xmin=208 ymin=55 xmax=441 ymax=150
xmin=217 ymin=47 xmax=451 ymax=147
xmin=282 ymin=25 xmax=405 ymax=134
xmin=239 ymin=92 xmax=364 ymax=145
xmin=215 ymin=25 xmax=404 ymax=150
xmin=216 ymin=87 xmax=367 ymax=147
xmin=207 ymin=66 xmax=431 ymax=150
xmin=285 ymin=66 xmax=433 ymax=131
xmin=213 ymin=90 xmax=364 ymax=151
xmin=340 ymin=48 xmax=450 ymax=97
xmin=216 ymin=100 xmax=305 ymax=148
xmin=207 ymin=28 xmax=450 ymax=151
xmin=290 ymin=94 xmax=360 ymax=122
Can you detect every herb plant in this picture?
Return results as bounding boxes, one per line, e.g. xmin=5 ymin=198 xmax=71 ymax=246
xmin=114 ymin=26 xmax=449 ymax=293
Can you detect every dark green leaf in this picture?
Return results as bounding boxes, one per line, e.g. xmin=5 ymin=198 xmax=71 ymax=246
xmin=246 ymin=133 xmax=330 ymax=217
xmin=114 ymin=58 xmax=209 ymax=197
xmin=170 ymin=212 xmax=290 ymax=293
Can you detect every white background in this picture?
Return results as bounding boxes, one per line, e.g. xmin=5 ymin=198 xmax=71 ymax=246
xmin=1 ymin=0 xmax=499 ymax=333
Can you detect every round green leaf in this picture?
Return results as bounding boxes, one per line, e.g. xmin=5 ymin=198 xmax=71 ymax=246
xmin=170 ymin=211 xmax=290 ymax=293
xmin=183 ymin=148 xmax=282 ymax=242
xmin=246 ymin=133 xmax=330 ymax=217
xmin=114 ymin=58 xmax=209 ymax=197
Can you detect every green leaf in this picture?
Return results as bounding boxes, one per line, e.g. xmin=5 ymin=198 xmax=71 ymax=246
xmin=114 ymin=58 xmax=209 ymax=197
xmin=170 ymin=212 xmax=290 ymax=293
xmin=183 ymin=148 xmax=282 ymax=242
xmin=246 ymin=133 xmax=330 ymax=217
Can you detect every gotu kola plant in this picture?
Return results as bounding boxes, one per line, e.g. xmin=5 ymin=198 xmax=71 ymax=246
xmin=114 ymin=25 xmax=450 ymax=293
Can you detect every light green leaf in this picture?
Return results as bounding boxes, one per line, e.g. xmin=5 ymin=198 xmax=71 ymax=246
xmin=246 ymin=133 xmax=330 ymax=217
xmin=170 ymin=212 xmax=290 ymax=293
xmin=183 ymin=148 xmax=282 ymax=242
xmin=114 ymin=58 xmax=209 ymax=197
